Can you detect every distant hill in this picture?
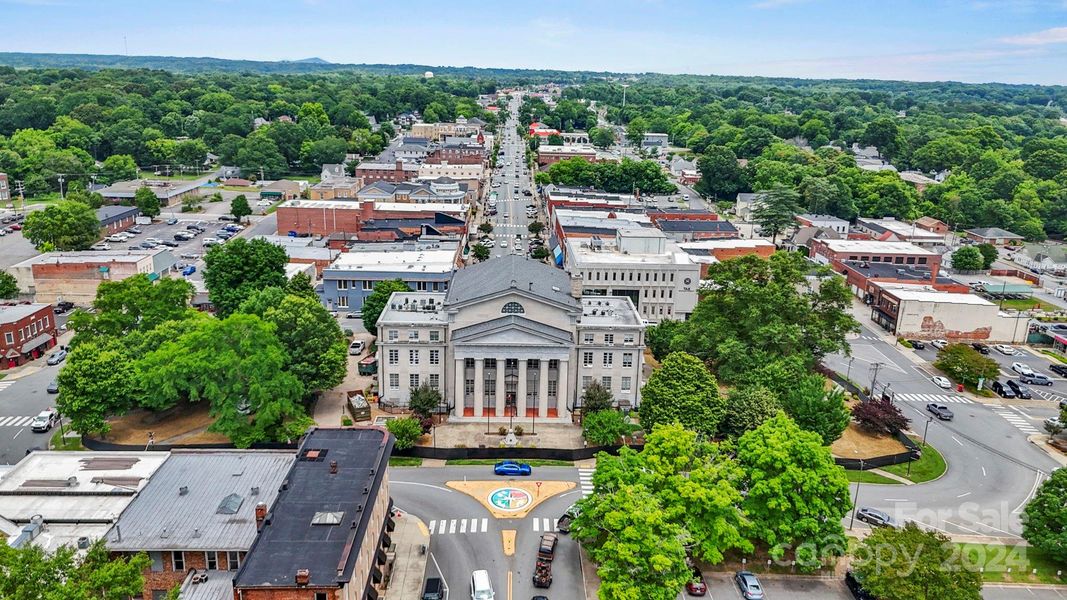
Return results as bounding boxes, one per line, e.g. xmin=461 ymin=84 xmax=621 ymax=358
xmin=288 ymin=57 xmax=331 ymax=64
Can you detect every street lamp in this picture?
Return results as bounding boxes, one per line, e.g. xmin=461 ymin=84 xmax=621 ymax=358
xmin=848 ymin=458 xmax=865 ymax=530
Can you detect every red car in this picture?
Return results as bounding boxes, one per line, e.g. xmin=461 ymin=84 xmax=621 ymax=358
xmin=10 ymin=224 xmax=21 ymax=230
xmin=685 ymin=567 xmax=707 ymax=596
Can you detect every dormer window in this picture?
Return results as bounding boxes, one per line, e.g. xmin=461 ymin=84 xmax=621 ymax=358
xmin=501 ymin=302 xmax=525 ymax=314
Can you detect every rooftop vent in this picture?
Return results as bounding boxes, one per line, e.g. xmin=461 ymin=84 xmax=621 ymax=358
xmin=217 ymin=493 xmax=244 ymax=515
xmin=295 ymin=569 xmax=310 ymax=586
xmin=179 ymin=486 xmax=189 ymax=496
xmin=312 ymin=511 xmax=344 ymax=526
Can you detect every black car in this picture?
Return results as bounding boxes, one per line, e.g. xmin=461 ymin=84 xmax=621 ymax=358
xmin=53 ymin=301 xmax=74 ymax=314
xmin=420 ymin=577 xmax=444 ymax=600
xmin=908 ymin=339 xmax=926 ymax=349
xmin=856 ymin=507 xmax=897 ymax=528
xmin=926 ymin=403 xmax=954 ymax=421
xmin=992 ymin=380 xmax=1017 ymax=399
xmin=1007 ymin=380 xmax=1032 ymax=399
xmin=845 ymin=570 xmax=879 ymax=600
xmin=159 ymin=240 xmax=179 ymax=247
xmin=1050 ymin=364 xmax=1067 ymax=377
xmin=971 ymin=342 xmax=990 ymax=354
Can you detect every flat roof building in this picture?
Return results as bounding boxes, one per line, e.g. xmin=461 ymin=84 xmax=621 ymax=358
xmin=321 ymin=247 xmax=459 ymax=313
xmin=855 ymin=217 xmax=946 ymax=247
xmin=10 ymin=249 xmax=177 ymax=304
xmin=868 ymin=282 xmax=1028 ymax=343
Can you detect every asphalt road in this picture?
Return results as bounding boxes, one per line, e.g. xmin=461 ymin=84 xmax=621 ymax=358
xmin=484 ymin=96 xmax=537 ymax=260
xmin=0 ymin=346 xmax=71 ymax=464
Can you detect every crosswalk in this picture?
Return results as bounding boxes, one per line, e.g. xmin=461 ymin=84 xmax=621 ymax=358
xmin=856 ymin=335 xmax=882 ymax=342
xmin=992 ymin=407 xmax=1041 ymax=435
xmin=578 ymin=468 xmax=594 ymax=497
xmin=0 ymin=416 xmax=35 ymax=427
xmin=532 ymin=518 xmax=559 ymax=532
xmin=428 ymin=517 xmax=490 ymax=536
xmin=1030 ymin=388 xmax=1067 ymax=403
xmin=0 ymin=381 xmax=15 ymax=392
xmin=893 ymin=393 xmax=973 ymax=404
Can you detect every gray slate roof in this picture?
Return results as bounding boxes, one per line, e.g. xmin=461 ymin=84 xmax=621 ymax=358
xmin=966 ymin=227 xmax=1023 ymax=240
xmin=106 ymin=451 xmax=294 ymax=552
xmin=445 ymin=255 xmax=577 ymax=308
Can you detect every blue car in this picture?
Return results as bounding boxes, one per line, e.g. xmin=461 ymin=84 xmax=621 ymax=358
xmin=493 ymin=460 xmax=532 ymax=476
xmin=181 ymin=265 xmax=196 ymax=276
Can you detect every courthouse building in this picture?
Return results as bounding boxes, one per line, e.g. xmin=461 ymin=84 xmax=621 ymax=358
xmin=376 ymin=256 xmax=645 ymax=420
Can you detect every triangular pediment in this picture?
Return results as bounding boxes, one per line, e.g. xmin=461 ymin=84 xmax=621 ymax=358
xmin=452 ymin=315 xmax=572 ymax=346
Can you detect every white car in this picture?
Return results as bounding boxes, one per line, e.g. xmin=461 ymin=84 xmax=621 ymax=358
xmin=931 ymin=339 xmax=949 ymax=350
xmin=994 ymin=344 xmax=1016 ymax=355
xmin=498 ymin=240 xmax=507 ymax=248
xmin=90 ymin=242 xmax=111 ymax=251
xmin=1011 ymin=362 xmax=1035 ymax=377
xmin=256 ymin=199 xmax=272 ymax=206
xmin=932 ymin=376 xmax=952 ymax=389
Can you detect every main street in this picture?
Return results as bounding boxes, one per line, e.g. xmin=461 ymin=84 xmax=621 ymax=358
xmin=0 ymin=345 xmax=71 ymax=464
xmin=484 ymin=93 xmax=537 ymax=260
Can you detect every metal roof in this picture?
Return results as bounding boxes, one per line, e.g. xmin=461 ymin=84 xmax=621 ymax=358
xmin=106 ymin=451 xmax=294 ymax=552
xmin=444 ymin=255 xmax=577 ymax=308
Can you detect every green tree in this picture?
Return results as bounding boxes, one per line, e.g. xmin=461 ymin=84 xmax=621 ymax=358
xmin=57 ymin=340 xmax=138 ymax=435
xmin=471 ymin=243 xmax=490 ymax=261
xmin=254 ymin=293 xmax=348 ymax=393
xmin=387 ymin=416 xmax=424 ymax=451
xmin=1023 ymin=466 xmax=1067 ymax=563
xmin=977 ymin=243 xmax=999 ymax=269
xmin=853 ymin=523 xmax=983 ymax=600
xmin=174 ymin=138 xmax=209 ymax=168
xmin=580 ymin=380 xmax=614 ymax=413
xmin=582 ymin=409 xmax=634 ymax=445
xmin=301 ymin=136 xmax=347 ymax=167
xmin=237 ymin=135 xmax=288 ymax=178
xmin=589 ymin=126 xmax=615 ymax=149
xmin=67 ymin=274 xmax=195 ymax=342
xmin=134 ymin=186 xmax=160 ymax=218
xmin=22 ymin=200 xmax=101 ymax=251
xmin=0 ymin=272 xmax=18 ymax=299
xmin=138 ymin=314 xmax=310 ymax=447
xmin=0 ymin=538 xmax=151 ymax=600
xmin=639 ymin=351 xmax=725 ymax=436
xmin=527 ymin=221 xmax=545 ymax=236
xmin=409 ymin=382 xmax=442 ymax=419
xmin=231 ymin=194 xmax=251 ymax=222
xmin=696 ymin=145 xmax=745 ymax=199
xmin=100 ymin=153 xmax=138 ymax=183
xmin=645 ymin=319 xmax=685 ymax=361
xmin=530 ymin=247 xmax=551 ymax=260
xmin=934 ymin=344 xmax=999 ymax=387
xmin=626 ymin=117 xmax=649 ymax=147
xmin=751 ymin=185 xmax=802 ymax=243
xmin=737 ymin=413 xmax=850 ymax=560
xmin=951 ymin=245 xmax=983 ymax=270
xmin=722 ymin=385 xmax=781 ymax=437
xmin=203 ymin=238 xmax=288 ymax=317
xmin=860 ymin=117 xmax=904 ymax=161
xmin=478 ymin=222 xmax=494 ymax=234
xmin=362 ymin=279 xmax=411 ymax=333
xmin=286 ymin=272 xmax=318 ymax=301
xmin=779 ymin=375 xmax=851 ymax=445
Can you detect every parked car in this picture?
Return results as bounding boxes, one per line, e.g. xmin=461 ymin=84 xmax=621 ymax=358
xmin=845 ymin=570 xmax=878 ymax=600
xmin=992 ymin=380 xmax=1017 ymax=398
xmin=1046 ymin=417 xmax=1064 ymax=430
xmin=927 ymin=403 xmax=954 ymax=421
xmin=1020 ymin=372 xmax=1053 ymax=386
xmin=931 ymin=339 xmax=949 ymax=349
xmin=105 ymin=234 xmax=129 ymax=242
xmin=971 ymin=343 xmax=990 ymax=354
xmin=138 ymin=241 xmax=158 ymax=249
xmin=218 ymin=214 xmax=238 ymax=222
xmin=90 ymin=242 xmax=111 ymax=251
xmin=685 ymin=566 xmax=708 ymax=596
xmin=994 ymin=344 xmax=1016 ymax=355
xmin=186 ymin=224 xmax=205 ymax=231
xmin=734 ymin=571 xmax=765 ymax=600
xmin=46 ymin=379 xmax=59 ymax=394
xmin=349 ymin=340 xmax=366 ymax=355
xmin=46 ymin=349 xmax=68 ymax=365
xmin=215 ymin=231 xmax=234 ymax=240
xmin=165 ymin=218 xmax=178 ymax=225
xmin=1050 ymin=364 xmax=1067 ymax=377
xmin=53 ymin=301 xmax=74 ymax=314
xmin=181 ymin=265 xmax=196 ymax=277
xmin=1011 ymin=362 xmax=1035 ymax=377
xmin=1006 ymin=380 xmax=1032 ymax=399
xmin=159 ymin=240 xmax=179 ymax=247
xmin=224 ymin=224 xmax=245 ymax=232
xmin=908 ymin=339 xmax=926 ymax=349
xmin=856 ymin=507 xmax=897 ymax=528
xmin=10 ymin=224 xmax=22 ymax=230
xmin=30 ymin=409 xmax=59 ymax=433
xmin=179 ymin=252 xmax=200 ymax=260
xmin=127 ymin=226 xmax=142 ymax=234
xmin=203 ymin=238 xmax=222 ymax=247
xmin=932 ymin=376 xmax=952 ymax=389
xmin=493 ymin=460 xmax=532 ymax=476
xmin=420 ymin=577 xmax=444 ymax=600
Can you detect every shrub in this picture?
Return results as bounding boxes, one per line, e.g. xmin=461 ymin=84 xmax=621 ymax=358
xmin=386 ymin=417 xmax=423 ymax=450
xmin=341 ymin=416 xmax=353 ymax=426
xmin=583 ymin=410 xmax=635 ymax=445
xmin=514 ymin=425 xmax=524 ymax=436
xmin=852 ymin=399 xmax=910 ymax=435
xmin=498 ymin=426 xmax=508 ymax=436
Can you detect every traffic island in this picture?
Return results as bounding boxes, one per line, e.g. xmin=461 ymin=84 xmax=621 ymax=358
xmin=445 ymin=480 xmax=575 ymax=519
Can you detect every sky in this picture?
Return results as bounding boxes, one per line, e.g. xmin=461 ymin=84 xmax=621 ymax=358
xmin=1 ymin=0 xmax=1067 ymax=85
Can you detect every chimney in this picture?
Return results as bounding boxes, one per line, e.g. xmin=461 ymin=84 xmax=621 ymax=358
xmin=255 ymin=502 xmax=268 ymax=530
xmin=329 ymin=460 xmax=338 ymax=474
xmin=570 ymin=274 xmax=583 ymax=299
xmin=295 ymin=569 xmax=310 ymax=586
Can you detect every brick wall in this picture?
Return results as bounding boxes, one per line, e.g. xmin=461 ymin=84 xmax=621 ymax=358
xmin=137 ymin=549 xmax=241 ymax=600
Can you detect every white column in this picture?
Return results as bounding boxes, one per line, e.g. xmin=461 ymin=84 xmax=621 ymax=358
xmin=473 ymin=359 xmax=484 ymax=418
xmin=538 ymin=360 xmax=550 ymax=419
xmin=452 ymin=358 xmax=464 ymax=418
xmin=558 ymin=359 xmax=570 ymax=419
xmin=495 ymin=361 xmax=506 ymax=417
xmin=516 ymin=360 xmax=528 ymax=417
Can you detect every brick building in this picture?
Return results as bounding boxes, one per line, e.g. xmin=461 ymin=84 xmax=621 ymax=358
xmin=425 ymin=141 xmax=486 ymax=165
xmin=0 ymin=172 xmax=10 ymax=203
xmin=106 ymin=451 xmax=294 ymax=600
xmin=809 ymin=239 xmax=947 ymax=297
xmin=536 ymin=145 xmax=597 ymax=167
xmin=96 ymin=205 xmax=140 ymax=234
xmin=10 ymin=250 xmax=177 ymax=304
xmin=678 ymin=239 xmax=777 ymax=277
xmin=275 ymin=200 xmax=468 ymax=237
xmin=0 ymin=303 xmax=58 ymax=368
xmin=233 ymin=427 xmax=395 ymax=600
xmin=354 ymin=160 xmax=419 ymax=184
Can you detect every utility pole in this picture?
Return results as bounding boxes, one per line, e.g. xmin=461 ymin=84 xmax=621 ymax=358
xmin=57 ymin=175 xmax=66 ymax=199
xmin=868 ymin=362 xmax=885 ymax=398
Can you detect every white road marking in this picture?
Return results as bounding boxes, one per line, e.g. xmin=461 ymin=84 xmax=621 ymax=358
xmin=460 ymin=519 xmax=467 ymax=534
xmin=957 ymin=492 xmax=971 ymax=498
xmin=448 ymin=520 xmax=456 ymax=534
xmin=894 ymin=393 xmax=972 ymax=404
xmin=952 ymin=436 xmax=964 ymax=446
xmin=390 ymin=481 xmax=456 ymax=493
xmin=1013 ymin=472 xmax=1045 ymax=514
xmin=982 ymin=466 xmax=987 ymax=477
xmin=481 ymin=518 xmax=488 ymax=532
xmin=429 ymin=520 xmax=437 ymax=534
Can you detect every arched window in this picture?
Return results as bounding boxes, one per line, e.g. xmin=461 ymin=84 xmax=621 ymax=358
xmin=501 ymin=301 xmax=525 ymax=314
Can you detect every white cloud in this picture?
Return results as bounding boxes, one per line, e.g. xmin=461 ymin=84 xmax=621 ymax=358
xmin=1000 ymin=26 xmax=1067 ymax=45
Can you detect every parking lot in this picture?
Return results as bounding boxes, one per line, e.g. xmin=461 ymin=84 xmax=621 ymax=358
xmin=694 ymin=573 xmax=853 ymax=599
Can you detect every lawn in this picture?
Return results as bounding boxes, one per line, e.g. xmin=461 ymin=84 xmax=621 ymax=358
xmin=997 ymin=297 xmax=1058 ymax=312
xmin=388 ymin=456 xmax=423 ymax=467
xmin=1041 ymin=350 xmax=1067 ymax=364
xmin=50 ymin=428 xmax=84 ymax=451
xmin=445 ymin=458 xmax=573 ymax=467
xmin=882 ymin=437 xmax=947 ymax=483
xmin=846 ymin=469 xmax=901 ymax=484
xmin=954 ymin=543 xmax=1066 ymax=585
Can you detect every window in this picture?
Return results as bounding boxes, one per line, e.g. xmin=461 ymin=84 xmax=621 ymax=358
xmin=172 ymin=551 xmax=185 ymax=571
xmin=583 ymin=352 xmax=593 ymax=367
xmin=604 ymin=334 xmax=614 ymax=345
xmin=3 ymin=332 xmax=11 ymax=345
xmin=429 ymin=374 xmax=440 ymax=389
xmin=337 ymin=279 xmax=349 ymax=290
xmin=602 ymin=376 xmax=612 ymax=388
xmin=336 ymin=296 xmax=348 ymax=308
xmin=362 ymin=280 xmax=374 ymax=290
xmin=388 ymin=330 xmax=398 ymax=342
xmin=388 ymin=350 xmax=399 ymax=365
xmin=501 ymin=301 xmax=525 ymax=314
xmin=430 ymin=330 xmax=440 ymax=342
xmin=582 ymin=376 xmax=592 ymax=389
xmin=918 ymin=257 xmax=928 ymax=264
xmin=205 ymin=551 xmax=218 ymax=570
xmin=389 ymin=374 xmax=399 ymax=389
xmin=603 ymin=352 xmax=613 ymax=367
xmin=484 ymin=358 xmax=497 ymax=369
xmin=416 ymin=281 xmax=429 ymax=291
xmin=548 ymin=379 xmax=558 ymax=398
xmin=408 ymin=330 xmax=419 ymax=341
xmin=623 ymin=334 xmax=634 ymax=344
xmin=464 ymin=378 xmax=475 ymax=395
xmin=622 ymin=377 xmax=632 ymax=391
xmin=622 ymin=353 xmax=633 ymax=368
xmin=410 ymin=374 xmax=420 ymax=388
xmin=583 ymin=333 xmax=594 ymax=344
xmin=226 ymin=551 xmax=241 ymax=571
xmin=43 ymin=316 xmax=49 ymax=328
xmin=430 ymin=350 xmax=440 ymax=365
xmin=464 ymin=357 xmax=475 ymax=368
xmin=409 ymin=350 xmax=419 ymax=365
xmin=315 ymin=593 xmax=328 ymax=600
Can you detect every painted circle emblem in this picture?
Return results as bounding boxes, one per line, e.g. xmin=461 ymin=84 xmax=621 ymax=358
xmin=684 ymin=278 xmax=692 ymax=285
xmin=488 ymin=487 xmax=532 ymax=512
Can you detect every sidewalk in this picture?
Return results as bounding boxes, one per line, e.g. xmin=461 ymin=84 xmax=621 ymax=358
xmin=383 ymin=509 xmax=430 ymax=599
